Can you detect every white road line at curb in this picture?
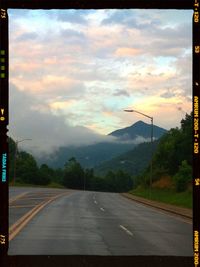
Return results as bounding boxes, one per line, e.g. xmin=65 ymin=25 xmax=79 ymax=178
xmin=119 ymin=225 xmax=133 ymax=236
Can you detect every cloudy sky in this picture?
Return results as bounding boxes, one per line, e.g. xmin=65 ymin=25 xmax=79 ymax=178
xmin=8 ymin=9 xmax=193 ymax=154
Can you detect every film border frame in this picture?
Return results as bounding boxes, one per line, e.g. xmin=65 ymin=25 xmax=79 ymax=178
xmin=0 ymin=0 xmax=199 ymax=266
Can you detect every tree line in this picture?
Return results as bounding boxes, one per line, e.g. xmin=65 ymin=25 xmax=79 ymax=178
xmin=134 ymin=112 xmax=192 ymax=192
xmin=9 ymin=112 xmax=192 ymax=193
xmin=62 ymin=157 xmax=133 ymax=192
xmin=9 ymin=137 xmax=63 ymax=186
xmin=8 ymin=138 xmax=133 ymax=192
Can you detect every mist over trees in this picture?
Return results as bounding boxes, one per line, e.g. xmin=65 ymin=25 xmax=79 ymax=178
xmin=8 ymin=138 xmax=63 ymax=187
xmin=8 ymin=139 xmax=133 ymax=192
xmin=8 ymin=113 xmax=192 ymax=194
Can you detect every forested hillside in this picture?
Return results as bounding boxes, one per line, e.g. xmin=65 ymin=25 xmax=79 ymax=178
xmin=37 ymin=121 xmax=167 ymax=169
xmin=8 ymin=113 xmax=192 ymax=197
xmin=8 ymin=137 xmax=63 ymax=187
xmin=8 ymin=138 xmax=133 ymax=192
xmin=94 ymin=140 xmax=160 ymax=176
xmin=134 ymin=112 xmax=192 ymax=192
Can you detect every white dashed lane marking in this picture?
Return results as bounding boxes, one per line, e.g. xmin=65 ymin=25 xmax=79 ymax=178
xmin=119 ymin=225 xmax=133 ymax=236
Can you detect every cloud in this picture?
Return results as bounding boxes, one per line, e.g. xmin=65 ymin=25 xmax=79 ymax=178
xmin=8 ymin=9 xmax=192 ymax=141
xmin=9 ymin=84 xmax=117 ymax=156
xmin=111 ymin=135 xmax=152 ymax=145
xmin=160 ymin=89 xmax=178 ymax=99
xmin=101 ymin=9 xmax=155 ymax=29
xmin=115 ymin=47 xmax=142 ymax=57
xmin=113 ymin=89 xmax=130 ymax=97
xmin=16 ymin=32 xmax=38 ymax=42
xmin=58 ymin=29 xmax=89 ymax=49
xmin=54 ymin=10 xmax=89 ymax=24
xmin=11 ymin=74 xmax=86 ymax=99
xmin=49 ymin=100 xmax=76 ymax=110
xmin=102 ymin=10 xmax=137 ymax=26
xmin=101 ymin=10 xmax=192 ymax=59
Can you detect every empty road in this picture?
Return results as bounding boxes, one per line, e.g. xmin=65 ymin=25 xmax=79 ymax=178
xmin=8 ymin=187 xmax=192 ymax=256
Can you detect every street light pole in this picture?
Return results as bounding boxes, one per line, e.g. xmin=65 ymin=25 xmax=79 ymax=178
xmin=12 ymin=138 xmax=32 ymax=186
xmin=150 ymin=117 xmax=153 ymax=199
xmin=124 ymin=109 xmax=153 ymax=199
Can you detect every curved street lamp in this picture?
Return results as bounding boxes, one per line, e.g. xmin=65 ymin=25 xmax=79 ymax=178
xmin=124 ymin=109 xmax=153 ymax=199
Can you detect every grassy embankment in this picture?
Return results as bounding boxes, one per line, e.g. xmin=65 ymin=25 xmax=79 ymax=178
xmin=9 ymin=181 xmax=65 ymax=189
xmin=129 ymin=187 xmax=192 ymax=209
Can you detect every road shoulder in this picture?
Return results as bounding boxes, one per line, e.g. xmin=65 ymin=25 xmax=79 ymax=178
xmin=121 ymin=193 xmax=192 ymax=219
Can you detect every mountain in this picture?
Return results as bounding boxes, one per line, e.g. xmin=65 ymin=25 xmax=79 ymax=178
xmin=94 ymin=139 xmax=160 ymax=177
xmin=38 ymin=142 xmax=133 ymax=169
xmin=37 ymin=121 xmax=167 ymax=169
xmin=109 ymin=120 xmax=167 ymax=141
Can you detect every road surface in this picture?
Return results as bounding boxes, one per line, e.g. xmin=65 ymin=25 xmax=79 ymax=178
xmin=8 ymin=187 xmax=192 ymax=256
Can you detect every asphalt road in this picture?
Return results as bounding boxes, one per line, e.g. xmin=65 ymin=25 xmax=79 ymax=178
xmin=8 ymin=187 xmax=192 ymax=256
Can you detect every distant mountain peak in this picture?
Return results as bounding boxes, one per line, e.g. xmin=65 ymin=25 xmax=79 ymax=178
xmin=133 ymin=120 xmax=147 ymax=126
xmin=108 ymin=120 xmax=167 ymax=141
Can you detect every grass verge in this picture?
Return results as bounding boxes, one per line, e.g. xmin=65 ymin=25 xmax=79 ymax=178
xmin=129 ymin=187 xmax=192 ymax=209
xmin=9 ymin=182 xmax=65 ymax=189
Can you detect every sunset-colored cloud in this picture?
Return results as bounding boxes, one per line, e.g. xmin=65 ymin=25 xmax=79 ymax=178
xmin=115 ymin=47 xmax=141 ymax=57
xmin=11 ymin=74 xmax=85 ymax=97
xmin=102 ymin=111 xmax=115 ymax=117
xmin=8 ymin=9 xmax=193 ymax=152
xmin=49 ymin=100 xmax=76 ymax=110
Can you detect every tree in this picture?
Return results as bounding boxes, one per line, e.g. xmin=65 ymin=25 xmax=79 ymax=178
xmin=149 ymin=112 xmax=192 ymax=177
xmin=53 ymin=168 xmax=64 ymax=185
xmin=115 ymin=170 xmax=133 ymax=192
xmin=136 ymin=112 xmax=192 ymax=192
xmin=16 ymin=151 xmax=39 ymax=184
xmin=152 ymin=128 xmax=181 ymax=175
xmin=37 ymin=164 xmax=52 ymax=185
xmin=173 ymin=160 xmax=192 ymax=192
xmin=91 ymin=176 xmax=107 ymax=192
xmin=84 ymin=168 xmax=94 ymax=190
xmin=63 ymin=157 xmax=85 ymax=189
xmin=104 ymin=170 xmax=133 ymax=192
xmin=180 ymin=112 xmax=192 ymax=166
xmin=105 ymin=171 xmax=116 ymax=192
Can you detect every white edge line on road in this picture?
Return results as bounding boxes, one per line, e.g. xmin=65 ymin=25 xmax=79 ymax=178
xmin=100 ymin=207 xmax=105 ymax=212
xmin=119 ymin=225 xmax=133 ymax=236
